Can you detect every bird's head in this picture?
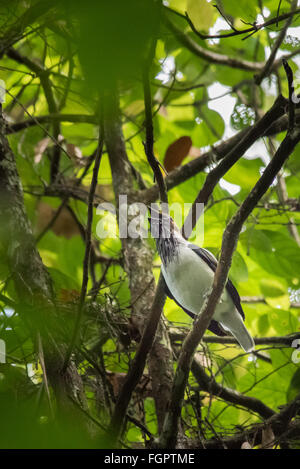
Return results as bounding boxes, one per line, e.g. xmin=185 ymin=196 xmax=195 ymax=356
xmin=148 ymin=208 xmax=183 ymax=265
xmin=148 ymin=209 xmax=180 ymax=240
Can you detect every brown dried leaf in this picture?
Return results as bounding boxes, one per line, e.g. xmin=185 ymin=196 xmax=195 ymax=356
xmin=51 ymin=208 xmax=80 ymax=239
xmin=36 ymin=202 xmax=80 ymax=239
xmin=163 ymin=136 xmax=192 ymax=172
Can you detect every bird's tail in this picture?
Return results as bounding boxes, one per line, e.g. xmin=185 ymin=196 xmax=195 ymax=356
xmin=220 ymin=313 xmax=255 ymax=353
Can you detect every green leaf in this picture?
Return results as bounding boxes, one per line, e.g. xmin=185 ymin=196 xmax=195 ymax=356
xmin=260 ymin=278 xmax=287 ymax=298
xmin=230 ymin=250 xmax=248 ymax=285
xmin=221 ymin=1 xmax=257 ymax=23
xmin=191 ymin=107 xmax=225 ymax=146
xmin=257 ymin=313 xmax=270 ymax=336
xmin=186 ymin=0 xmax=215 ymax=31
xmin=47 ymin=267 xmax=80 ymax=293
xmin=287 ymin=368 xmax=300 ymax=402
xmin=225 ymin=157 xmax=263 ymax=190
xmin=269 ymin=309 xmax=298 ymax=335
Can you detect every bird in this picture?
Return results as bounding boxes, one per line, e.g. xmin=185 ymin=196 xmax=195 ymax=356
xmin=149 ymin=210 xmax=254 ymax=353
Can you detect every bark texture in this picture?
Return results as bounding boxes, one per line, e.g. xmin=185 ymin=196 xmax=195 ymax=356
xmin=0 ymin=108 xmax=89 ymax=425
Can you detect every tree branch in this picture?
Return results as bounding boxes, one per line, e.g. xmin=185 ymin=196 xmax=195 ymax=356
xmin=255 ymin=0 xmax=297 ymax=85
xmin=191 ymin=355 xmax=275 ymax=419
xmin=164 ymin=17 xmax=266 ymax=72
xmin=142 ymin=47 xmax=168 ymax=205
xmin=169 ymin=330 xmax=300 ymax=347
xmin=6 ymin=113 xmax=98 ymax=134
xmin=187 ymin=392 xmax=300 ymax=449
xmin=179 ymin=6 xmax=300 ymax=41
xmin=241 ymin=295 xmax=300 ymax=308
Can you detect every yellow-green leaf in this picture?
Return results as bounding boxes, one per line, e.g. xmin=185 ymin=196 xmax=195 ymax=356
xmin=186 ymin=0 xmax=215 ymax=32
xmin=260 ymin=278 xmax=287 ymax=298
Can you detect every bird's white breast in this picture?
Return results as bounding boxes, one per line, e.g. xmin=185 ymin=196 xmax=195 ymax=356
xmin=161 ymin=244 xmax=232 ymax=319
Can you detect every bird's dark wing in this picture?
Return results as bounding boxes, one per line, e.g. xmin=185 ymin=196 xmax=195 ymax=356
xmin=188 ymin=244 xmax=245 ymax=320
xmin=162 ymin=276 xmax=227 ymax=337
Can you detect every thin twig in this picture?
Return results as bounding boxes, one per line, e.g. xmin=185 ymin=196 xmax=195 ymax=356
xmin=142 ymin=43 xmax=168 ymax=205
xmin=169 ymin=5 xmax=300 ymax=41
xmin=255 ymin=0 xmax=297 ymax=85
xmin=277 ymin=0 xmax=283 ymax=27
xmin=188 ymin=392 xmax=300 ymax=449
xmin=283 ymin=59 xmax=295 ymax=131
